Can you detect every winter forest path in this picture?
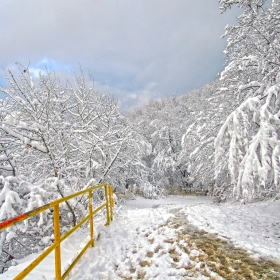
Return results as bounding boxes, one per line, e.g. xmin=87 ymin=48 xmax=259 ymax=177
xmin=1 ymin=196 xmax=280 ymax=279
xmin=68 ymin=196 xmax=280 ymax=280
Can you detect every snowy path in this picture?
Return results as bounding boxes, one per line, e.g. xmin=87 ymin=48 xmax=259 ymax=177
xmin=68 ymin=196 xmax=280 ymax=279
xmin=1 ymin=196 xmax=280 ymax=279
xmin=68 ymin=196 xmax=216 ymax=280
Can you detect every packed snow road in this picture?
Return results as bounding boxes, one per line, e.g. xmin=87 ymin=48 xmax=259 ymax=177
xmin=1 ymin=196 xmax=280 ymax=279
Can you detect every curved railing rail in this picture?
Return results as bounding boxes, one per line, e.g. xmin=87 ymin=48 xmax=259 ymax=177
xmin=0 ymin=183 xmax=114 ymax=280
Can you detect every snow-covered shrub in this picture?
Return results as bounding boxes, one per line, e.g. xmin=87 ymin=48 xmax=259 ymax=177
xmin=140 ymin=182 xmax=166 ymax=199
xmin=0 ymin=174 xmax=110 ymax=272
xmin=0 ymin=176 xmax=22 ymax=220
xmin=0 ymin=175 xmax=53 ymax=272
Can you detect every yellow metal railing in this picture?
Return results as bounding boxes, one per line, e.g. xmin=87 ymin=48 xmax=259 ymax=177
xmin=0 ymin=183 xmax=114 ymax=280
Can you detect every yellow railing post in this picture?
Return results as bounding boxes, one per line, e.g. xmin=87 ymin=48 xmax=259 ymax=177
xmin=109 ymin=186 xmax=114 ymax=222
xmin=88 ymin=190 xmax=94 ymax=247
xmin=104 ymin=185 xmax=110 ymax=225
xmin=53 ymin=204 xmax=61 ymax=280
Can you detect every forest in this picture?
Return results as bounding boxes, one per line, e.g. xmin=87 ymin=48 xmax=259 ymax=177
xmin=0 ymin=0 xmax=280 ymax=272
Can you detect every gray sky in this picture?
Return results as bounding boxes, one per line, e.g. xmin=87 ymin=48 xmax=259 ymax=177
xmin=0 ymin=0 xmax=240 ymax=111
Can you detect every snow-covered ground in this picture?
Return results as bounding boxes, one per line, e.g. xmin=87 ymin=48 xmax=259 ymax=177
xmin=183 ymin=197 xmax=280 ymax=261
xmin=1 ymin=195 xmax=280 ymax=279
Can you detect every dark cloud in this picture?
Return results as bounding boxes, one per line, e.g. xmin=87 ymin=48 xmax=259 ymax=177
xmin=0 ymin=0 xmax=240 ymax=111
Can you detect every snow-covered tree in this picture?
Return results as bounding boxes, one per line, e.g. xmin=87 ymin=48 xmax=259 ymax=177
xmin=215 ymin=85 xmax=280 ymax=202
xmin=214 ymin=0 xmax=280 ymax=202
xmin=128 ymin=97 xmax=187 ymax=193
xmin=0 ymin=99 xmax=17 ymax=177
xmin=0 ymin=64 xmax=143 ymax=271
xmin=176 ymin=80 xmax=239 ymax=193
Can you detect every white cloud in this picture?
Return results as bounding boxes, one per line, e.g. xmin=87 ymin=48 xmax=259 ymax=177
xmin=0 ymin=0 xmax=240 ymax=109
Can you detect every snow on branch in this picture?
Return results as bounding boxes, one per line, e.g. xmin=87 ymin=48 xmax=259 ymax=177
xmin=1 ymin=124 xmax=48 ymax=153
xmin=0 ymin=177 xmax=21 ymax=220
xmin=215 ymin=84 xmax=280 ymax=202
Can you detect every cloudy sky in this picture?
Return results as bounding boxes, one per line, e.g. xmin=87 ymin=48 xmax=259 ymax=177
xmin=0 ymin=0 xmax=240 ymax=111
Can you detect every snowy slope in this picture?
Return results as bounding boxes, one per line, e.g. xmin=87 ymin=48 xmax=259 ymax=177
xmin=1 ymin=196 xmax=280 ymax=279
